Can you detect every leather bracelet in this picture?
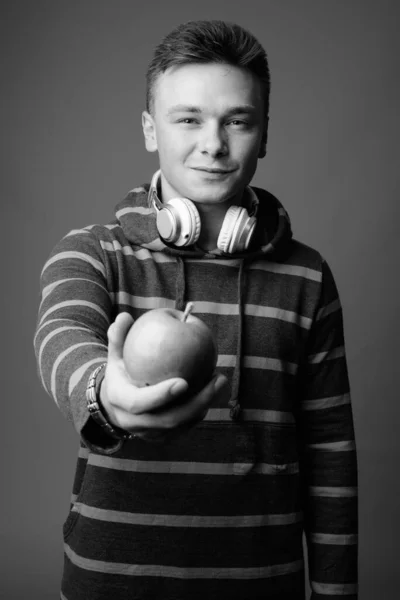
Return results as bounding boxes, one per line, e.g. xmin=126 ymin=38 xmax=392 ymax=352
xmin=86 ymin=363 xmax=133 ymax=441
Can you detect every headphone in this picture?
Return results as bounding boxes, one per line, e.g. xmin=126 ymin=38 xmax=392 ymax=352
xmin=149 ymin=170 xmax=257 ymax=253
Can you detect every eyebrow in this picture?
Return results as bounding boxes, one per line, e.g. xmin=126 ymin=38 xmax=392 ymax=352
xmin=166 ymin=104 xmax=258 ymax=117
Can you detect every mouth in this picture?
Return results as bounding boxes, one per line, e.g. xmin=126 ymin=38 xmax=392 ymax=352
xmin=192 ymin=167 xmax=235 ymax=174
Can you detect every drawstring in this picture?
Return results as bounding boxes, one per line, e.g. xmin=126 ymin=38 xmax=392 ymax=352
xmin=175 ymin=254 xmax=245 ymax=421
xmin=228 ymin=259 xmax=246 ymax=420
xmin=175 ymin=256 xmax=186 ymax=312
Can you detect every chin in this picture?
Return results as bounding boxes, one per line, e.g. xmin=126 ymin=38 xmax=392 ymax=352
xmin=164 ymin=169 xmax=246 ymax=204
xmin=189 ymin=180 xmax=240 ymax=202
xmin=185 ymin=188 xmax=234 ymax=205
xmin=193 ymin=194 xmax=235 ymax=206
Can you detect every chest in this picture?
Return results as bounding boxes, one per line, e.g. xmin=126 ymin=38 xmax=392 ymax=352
xmin=111 ymin=252 xmax=314 ymax=369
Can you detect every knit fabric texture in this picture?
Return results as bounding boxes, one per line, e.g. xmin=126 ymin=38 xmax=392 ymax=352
xmin=34 ymin=182 xmax=358 ymax=600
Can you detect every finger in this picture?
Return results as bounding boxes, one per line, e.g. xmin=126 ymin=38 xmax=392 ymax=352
xmin=107 ymin=312 xmax=134 ymax=362
xmin=134 ymin=374 xmax=221 ymax=428
xmin=127 ymin=377 xmax=189 ymax=414
xmin=116 ymin=374 xmax=228 ymax=435
xmin=212 ymin=373 xmax=230 ymax=402
xmin=173 ymin=373 xmax=230 ymax=424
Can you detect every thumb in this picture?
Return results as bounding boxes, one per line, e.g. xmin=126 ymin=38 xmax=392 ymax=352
xmin=107 ymin=312 xmax=134 ymax=362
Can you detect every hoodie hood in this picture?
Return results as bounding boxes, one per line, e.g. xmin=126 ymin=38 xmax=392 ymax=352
xmin=115 ymin=179 xmax=293 ymax=419
xmin=115 ymin=181 xmax=292 ymax=260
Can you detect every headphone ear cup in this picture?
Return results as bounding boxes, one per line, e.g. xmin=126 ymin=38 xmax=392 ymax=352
xmin=217 ymin=206 xmax=257 ymax=254
xmin=157 ymin=197 xmax=201 ymax=247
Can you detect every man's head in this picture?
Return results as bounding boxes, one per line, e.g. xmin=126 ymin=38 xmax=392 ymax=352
xmin=145 ymin=20 xmax=270 ymax=121
xmin=142 ymin=20 xmax=270 ymax=207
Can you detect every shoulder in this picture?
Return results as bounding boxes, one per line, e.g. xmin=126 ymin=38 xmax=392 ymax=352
xmin=285 ymin=239 xmax=340 ymax=293
xmin=287 ymin=238 xmax=325 ymax=271
xmin=48 ymin=220 xmax=129 ymax=254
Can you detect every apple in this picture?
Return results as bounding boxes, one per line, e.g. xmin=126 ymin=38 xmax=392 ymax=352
xmin=122 ymin=302 xmax=218 ymax=395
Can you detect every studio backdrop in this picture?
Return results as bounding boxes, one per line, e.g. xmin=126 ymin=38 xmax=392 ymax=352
xmin=1 ymin=1 xmax=399 ymax=598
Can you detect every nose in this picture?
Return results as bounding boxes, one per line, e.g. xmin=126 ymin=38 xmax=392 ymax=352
xmin=199 ymin=123 xmax=228 ymax=157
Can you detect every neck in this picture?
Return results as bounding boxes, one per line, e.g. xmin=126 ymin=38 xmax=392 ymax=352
xmin=194 ymin=201 xmax=233 ymax=251
xmin=156 ymin=172 xmax=248 ymax=251
xmin=196 ymin=187 xmax=251 ymax=251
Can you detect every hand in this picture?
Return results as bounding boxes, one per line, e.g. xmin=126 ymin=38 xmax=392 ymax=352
xmin=100 ymin=312 xmax=229 ymax=441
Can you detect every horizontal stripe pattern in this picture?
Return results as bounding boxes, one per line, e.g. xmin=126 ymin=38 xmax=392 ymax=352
xmin=308 ymin=346 xmax=345 ymax=363
xmin=100 ymin=240 xmax=172 ymax=262
xmin=309 ymin=486 xmax=358 ymax=498
xmin=217 ymin=354 xmax=298 ymax=374
xmin=65 ymin=228 xmax=93 ymax=237
xmin=50 ymin=341 xmax=104 ymax=401
xmin=116 ymin=206 xmax=153 ymax=218
xmin=98 ymin=241 xmax=322 ymax=282
xmin=110 ymin=293 xmax=312 ymax=328
xmin=38 ymin=325 xmax=90 ymax=389
xmin=249 ymin=259 xmax=322 ymax=282
xmin=205 ymin=408 xmax=296 ymax=424
xmin=72 ymin=503 xmax=303 ymax=528
xmin=68 ymin=357 xmax=106 ymax=395
xmin=87 ymin=454 xmax=300 ymax=476
xmin=39 ymin=300 xmax=109 ymax=327
xmin=301 ymin=393 xmax=351 ymax=411
xmin=42 ymin=277 xmax=108 ymax=300
xmin=312 ymin=581 xmax=358 ymax=594
xmin=316 ymin=298 xmax=341 ymax=320
xmin=33 ymin=201 xmax=357 ymax=597
xmin=307 ymin=440 xmax=356 ymax=452
xmin=141 ymin=238 xmax=166 ymax=250
xmin=310 ymin=532 xmax=358 ymax=545
xmin=64 ymin=543 xmax=303 ymax=579
xmin=78 ymin=446 xmax=89 ymax=460
xmin=41 ymin=251 xmax=106 ymax=278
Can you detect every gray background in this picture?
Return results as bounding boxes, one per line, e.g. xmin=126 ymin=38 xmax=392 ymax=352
xmin=1 ymin=1 xmax=399 ymax=598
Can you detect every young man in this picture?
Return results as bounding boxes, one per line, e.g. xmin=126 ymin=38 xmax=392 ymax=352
xmin=34 ymin=20 xmax=358 ymax=600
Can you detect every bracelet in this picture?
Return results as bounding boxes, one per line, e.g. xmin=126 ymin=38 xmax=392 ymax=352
xmin=86 ymin=363 xmax=133 ymax=441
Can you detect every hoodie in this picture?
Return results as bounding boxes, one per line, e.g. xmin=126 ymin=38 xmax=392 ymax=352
xmin=34 ymin=180 xmax=358 ymax=600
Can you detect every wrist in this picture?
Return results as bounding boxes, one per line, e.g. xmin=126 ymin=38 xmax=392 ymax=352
xmin=86 ymin=363 xmax=133 ymax=441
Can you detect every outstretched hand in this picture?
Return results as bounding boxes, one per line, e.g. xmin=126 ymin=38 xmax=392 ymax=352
xmin=99 ymin=312 xmax=229 ymax=441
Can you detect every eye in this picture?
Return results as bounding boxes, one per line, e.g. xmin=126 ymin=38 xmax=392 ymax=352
xmin=228 ymin=119 xmax=248 ymax=127
xmin=177 ymin=118 xmax=198 ymax=125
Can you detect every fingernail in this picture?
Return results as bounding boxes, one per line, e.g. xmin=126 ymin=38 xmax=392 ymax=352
xmin=170 ymin=380 xmax=189 ymax=397
xmin=213 ymin=374 xmax=226 ymax=390
xmin=213 ymin=375 xmax=229 ymax=398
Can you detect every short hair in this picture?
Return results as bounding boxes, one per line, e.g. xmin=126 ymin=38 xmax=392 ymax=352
xmin=146 ymin=20 xmax=270 ymax=118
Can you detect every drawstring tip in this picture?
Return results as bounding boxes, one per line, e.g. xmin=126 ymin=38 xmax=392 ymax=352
xmin=229 ymin=403 xmax=241 ymax=420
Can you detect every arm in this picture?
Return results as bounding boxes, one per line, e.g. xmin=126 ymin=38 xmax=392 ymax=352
xmin=34 ymin=227 xmax=227 ymax=451
xmin=34 ymin=228 xmax=115 ymax=448
xmin=298 ymin=259 xmax=358 ymax=599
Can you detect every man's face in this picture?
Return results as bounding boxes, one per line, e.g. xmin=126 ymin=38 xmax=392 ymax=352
xmin=142 ymin=62 xmax=266 ymax=206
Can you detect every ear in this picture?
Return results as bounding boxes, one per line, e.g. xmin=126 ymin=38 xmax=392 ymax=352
xmin=142 ymin=111 xmax=158 ymax=153
xmin=258 ymin=116 xmax=269 ymax=159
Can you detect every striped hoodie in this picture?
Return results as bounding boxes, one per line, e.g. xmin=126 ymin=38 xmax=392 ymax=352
xmin=34 ymin=181 xmax=358 ymax=600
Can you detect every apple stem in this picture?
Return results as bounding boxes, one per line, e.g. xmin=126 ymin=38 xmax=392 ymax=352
xmin=182 ymin=302 xmax=194 ymax=322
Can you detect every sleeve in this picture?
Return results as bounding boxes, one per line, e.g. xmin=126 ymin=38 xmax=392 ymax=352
xmin=33 ymin=227 xmax=122 ymax=453
xmin=298 ymin=258 xmax=358 ymax=599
